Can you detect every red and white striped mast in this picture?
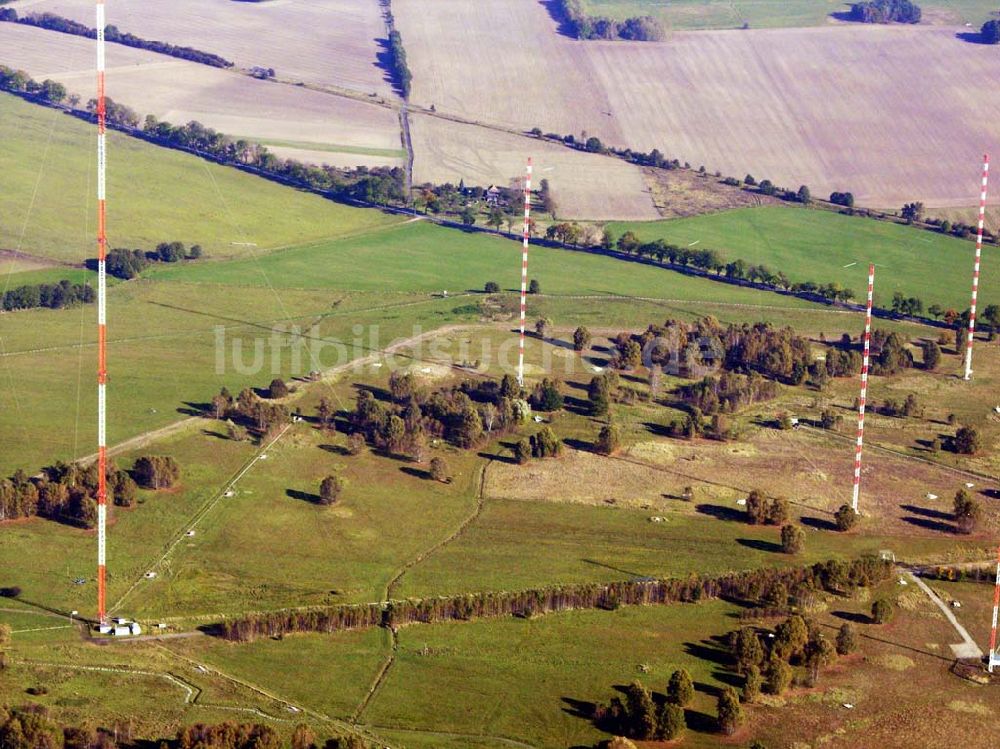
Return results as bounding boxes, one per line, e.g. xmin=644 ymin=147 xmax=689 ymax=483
xmin=516 ymin=158 xmax=533 ymax=387
xmin=964 ymin=154 xmax=990 ymax=381
xmin=96 ymin=0 xmax=108 ymax=626
xmin=988 ymin=546 xmax=1000 ymax=672
xmin=851 ymin=263 xmax=875 ymax=514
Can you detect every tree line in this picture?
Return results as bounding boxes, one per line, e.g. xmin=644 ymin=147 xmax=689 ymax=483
xmin=849 ymin=0 xmax=921 ymax=23
xmin=0 ymin=708 xmax=369 ymax=749
xmin=2 ymin=279 xmax=94 ymax=312
xmin=217 ymin=555 xmax=892 ymax=642
xmin=0 ymin=455 xmax=179 ymax=526
xmin=0 ymin=10 xmax=233 ymax=68
xmin=551 ymin=0 xmax=665 ymax=41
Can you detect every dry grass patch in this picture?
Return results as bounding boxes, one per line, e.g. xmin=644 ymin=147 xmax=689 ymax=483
xmin=642 ymin=166 xmax=781 ymax=218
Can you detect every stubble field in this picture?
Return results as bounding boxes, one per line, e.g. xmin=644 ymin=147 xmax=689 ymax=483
xmin=12 ymin=0 xmax=395 ymax=96
xmin=397 ymin=0 xmax=1000 ymax=210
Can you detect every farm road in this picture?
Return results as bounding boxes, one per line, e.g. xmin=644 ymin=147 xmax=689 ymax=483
xmin=907 ymin=570 xmax=984 ymax=659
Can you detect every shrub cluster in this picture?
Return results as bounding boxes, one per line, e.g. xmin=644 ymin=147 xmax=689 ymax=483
xmin=552 ymin=0 xmax=665 ymax=41
xmin=2 ymin=279 xmax=94 ymax=312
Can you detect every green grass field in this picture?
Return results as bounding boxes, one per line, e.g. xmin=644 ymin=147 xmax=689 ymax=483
xmin=612 ymin=206 xmax=995 ymax=311
xmin=583 ymin=0 xmax=1000 ymax=30
xmin=0 ymin=94 xmax=398 ymax=263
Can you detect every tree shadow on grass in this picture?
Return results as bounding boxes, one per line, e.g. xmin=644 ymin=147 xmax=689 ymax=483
xmin=696 ymin=503 xmax=744 ymax=522
xmin=286 ymin=488 xmax=321 ymax=504
xmin=900 ymin=504 xmax=951 ymax=520
xmin=683 ymin=707 xmax=718 ymax=734
xmin=683 ymin=640 xmax=732 ymax=669
xmin=832 ymin=609 xmax=872 ymax=625
xmin=559 ymin=696 xmax=595 ymax=720
xmin=563 ymin=437 xmax=594 ymax=453
xmin=400 ymin=466 xmax=432 ymax=480
xmin=736 ymin=538 xmax=783 ymax=554
xmin=200 ymin=429 xmax=230 ymax=441
xmin=319 ymin=443 xmax=350 ymax=456
xmin=900 ymin=516 xmax=955 ymax=534
xmin=711 ymin=669 xmax=744 ymax=690
xmin=477 ymin=450 xmax=518 ymax=465
xmin=956 ymin=30 xmax=995 ymax=44
xmin=801 ymin=515 xmax=838 ymax=532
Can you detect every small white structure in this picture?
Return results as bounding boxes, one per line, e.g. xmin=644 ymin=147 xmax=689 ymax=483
xmin=926 ymin=493 xmax=938 ymax=500
xmin=144 ymin=571 xmax=157 ymax=580
xmin=224 ymin=490 xmax=235 ymax=498
xmin=102 ymin=618 xmax=141 ymax=637
xmin=185 ymin=530 xmax=196 ymax=537
xmin=648 ymin=516 xmax=666 ymax=523
xmin=533 ymin=415 xmax=544 ymax=423
xmin=965 ymin=482 xmax=975 ymax=489
xmin=736 ymin=498 xmax=747 ymax=506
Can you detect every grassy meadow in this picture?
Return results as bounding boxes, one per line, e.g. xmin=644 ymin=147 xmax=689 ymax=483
xmin=0 ymin=94 xmax=398 ymax=263
xmin=612 ymin=206 xmax=995 ymax=312
xmin=583 ymin=0 xmax=1000 ymax=29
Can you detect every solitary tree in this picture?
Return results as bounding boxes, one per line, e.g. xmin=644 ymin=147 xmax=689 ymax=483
xmin=429 ymin=456 xmax=450 ymax=483
xmin=319 ymin=475 xmax=342 ymax=505
xmin=268 ymin=378 xmax=289 ymax=399
xmin=781 ymin=524 xmax=805 ymax=554
xmin=741 ymin=664 xmax=762 ymax=703
xmin=573 ymin=326 xmax=592 ymax=352
xmin=716 ymin=686 xmax=743 ymax=735
xmin=835 ymin=623 xmax=857 ymax=655
xmin=528 ymin=278 xmax=541 ymax=294
xmin=624 ymin=681 xmax=658 ymax=740
xmin=535 ymin=318 xmax=551 ymax=338
xmin=484 ymin=280 xmax=500 ymax=293
xmin=513 ymin=438 xmax=531 ymax=465
xmin=764 ymin=655 xmax=792 ymax=695
xmin=666 ymin=668 xmax=694 ymax=706
xmin=595 ymin=423 xmax=621 ymax=456
xmin=871 ymin=597 xmax=894 ymax=625
xmin=746 ymin=489 xmax=768 ymax=525
xmin=834 ymin=504 xmax=859 ymax=531
xmin=133 ymin=455 xmax=180 ymax=490
xmin=923 ymin=341 xmax=941 ymax=371
xmin=658 ymin=702 xmax=686 ymax=740
xmin=953 ymin=488 xmax=981 ymax=534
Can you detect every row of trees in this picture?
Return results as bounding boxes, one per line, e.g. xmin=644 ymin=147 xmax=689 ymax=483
xmin=386 ymin=28 xmax=412 ymax=98
xmin=0 ymin=64 xmax=69 ymax=104
xmin=551 ymin=0 xmax=665 ymax=41
xmin=0 ymin=11 xmax=233 ymax=67
xmin=0 ymin=455 xmax=178 ymax=526
xmin=105 ymin=242 xmax=202 ymax=279
xmin=218 ymin=555 xmax=893 ymax=641
xmin=0 ymin=708 xmax=368 ymax=749
xmin=2 ymin=279 xmax=94 ymax=312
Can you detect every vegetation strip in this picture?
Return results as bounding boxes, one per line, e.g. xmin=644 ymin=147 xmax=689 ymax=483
xmin=216 ymin=556 xmax=892 ymax=642
xmin=0 ymin=9 xmax=233 ymax=68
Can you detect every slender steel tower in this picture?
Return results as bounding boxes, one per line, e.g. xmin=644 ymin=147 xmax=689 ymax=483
xmin=96 ymin=0 xmax=108 ymax=625
xmin=964 ymin=154 xmax=990 ymax=381
xmin=516 ymin=158 xmax=533 ymax=387
xmin=851 ymin=263 xmax=875 ymax=514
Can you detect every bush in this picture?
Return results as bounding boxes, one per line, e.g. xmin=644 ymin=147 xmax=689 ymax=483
xmin=595 ymin=423 xmax=621 ymax=456
xmin=781 ymin=524 xmax=805 ymax=554
xmin=871 ymin=597 xmax=894 ymax=624
xmin=530 ymin=426 xmax=562 ymax=458
xmin=484 ymin=281 xmax=500 ymax=293
xmin=573 ymin=326 xmax=592 ymax=352
xmin=268 ymin=378 xmax=289 ymax=399
xmin=952 ymin=425 xmax=980 ymax=455
xmin=346 ymin=433 xmax=366 ymax=456
xmin=834 ymin=504 xmax=859 ymax=531
xmin=983 ymin=19 xmax=1000 ymax=44
xmin=528 ymin=278 xmax=541 ymax=294
xmin=513 ymin=439 xmax=531 ymax=464
xmin=836 ymin=623 xmax=857 ymax=655
xmin=133 ymin=455 xmax=180 ymax=490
